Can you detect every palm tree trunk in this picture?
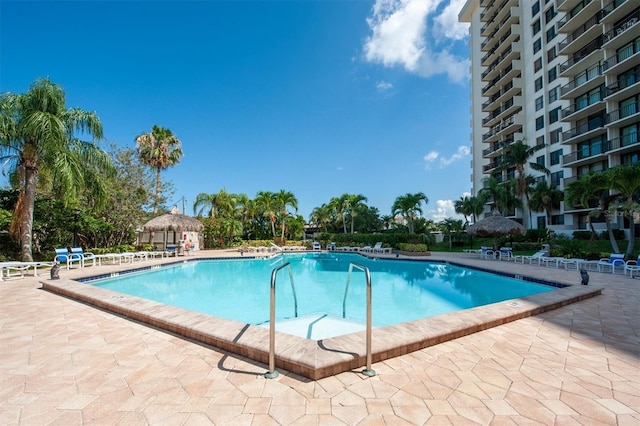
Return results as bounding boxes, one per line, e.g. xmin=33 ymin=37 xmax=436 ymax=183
xmin=153 ymin=168 xmax=162 ymax=214
xmin=604 ymin=211 xmax=621 ymax=253
xmin=20 ymin=166 xmax=37 ymax=261
xmin=351 ymin=216 xmax=355 ymax=234
xmin=625 ymin=213 xmax=635 ymax=256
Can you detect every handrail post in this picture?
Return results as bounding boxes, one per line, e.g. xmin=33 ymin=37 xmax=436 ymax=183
xmin=265 ymin=261 xmax=294 ymax=379
xmin=344 ymin=262 xmax=375 ymax=377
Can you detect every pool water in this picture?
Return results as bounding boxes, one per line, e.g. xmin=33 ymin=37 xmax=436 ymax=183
xmin=89 ymin=253 xmax=555 ymax=327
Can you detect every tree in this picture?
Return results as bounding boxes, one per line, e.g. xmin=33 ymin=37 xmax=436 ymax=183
xmin=309 ymin=204 xmax=332 ymax=232
xmin=344 ymin=194 xmax=368 ymax=234
xmin=608 ymin=164 xmax=640 ymax=256
xmin=566 ymin=172 xmax=620 ymax=252
xmin=255 ymin=191 xmax=278 ymax=237
xmin=329 ymin=196 xmax=348 ymax=233
xmin=498 ymin=139 xmax=549 ymax=228
xmin=479 ymin=176 xmax=520 ymax=216
xmin=193 ymin=189 xmax=236 ymax=218
xmin=440 ymin=217 xmax=464 ymax=251
xmin=0 ymin=78 xmax=113 ymax=261
xmin=274 ymin=189 xmax=298 ymax=240
xmin=528 ymin=180 xmax=563 ymax=229
xmin=135 ymin=125 xmax=183 ymax=215
xmin=392 ymin=192 xmax=428 ymax=234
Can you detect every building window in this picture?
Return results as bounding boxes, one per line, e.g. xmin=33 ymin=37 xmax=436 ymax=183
xmin=536 ymin=155 xmax=545 ymax=167
xmin=533 ymin=38 xmax=542 ymax=53
xmin=533 ymin=19 xmax=541 ymax=35
xmin=536 ymin=135 xmax=545 ymax=146
xmin=535 ymin=77 xmax=543 ymax=91
xmin=621 ymin=124 xmax=639 ymax=146
xmin=534 ymin=57 xmax=543 ymax=72
xmin=550 ymin=128 xmax=562 ymax=144
xmin=544 ymin=6 xmax=556 ymax=24
xmin=547 ymin=46 xmax=557 ymax=62
xmin=546 ymin=27 xmax=556 ymax=43
xmin=620 ymin=95 xmax=639 ymax=119
xmin=536 ymin=116 xmax=544 ymax=130
xmin=621 ymin=151 xmax=639 ymax=165
xmin=551 ymin=214 xmax=565 ymax=225
xmin=535 ymin=96 xmax=544 ymax=111
xmin=549 ymin=86 xmax=559 ymax=103
xmin=550 ymin=170 xmax=564 ymax=186
xmin=532 ymin=1 xmax=540 ymax=17
xmin=507 ymin=167 xmax=516 ymax=180
xmin=550 ymin=149 xmax=562 ymax=165
xmin=548 ymin=66 xmax=557 ymax=83
xmin=537 ymin=216 xmax=546 ymax=229
xmin=549 ymin=107 xmax=561 ymax=124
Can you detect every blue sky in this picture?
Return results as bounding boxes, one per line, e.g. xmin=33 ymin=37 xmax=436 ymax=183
xmin=1 ymin=0 xmax=472 ymax=221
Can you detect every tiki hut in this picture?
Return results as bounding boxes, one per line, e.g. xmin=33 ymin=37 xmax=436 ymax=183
xmin=139 ymin=209 xmax=204 ymax=251
xmin=467 ymin=213 xmax=525 ymax=250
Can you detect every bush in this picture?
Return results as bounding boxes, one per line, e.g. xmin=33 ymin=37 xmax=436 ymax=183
xmin=398 ymin=243 xmax=429 ymax=252
xmin=600 ymin=229 xmax=625 ymax=240
xmin=572 ymin=230 xmax=593 ymax=240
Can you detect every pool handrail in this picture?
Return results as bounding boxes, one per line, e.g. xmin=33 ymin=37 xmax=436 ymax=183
xmin=344 ymin=262 xmax=375 ymax=377
xmin=265 ymin=261 xmax=297 ymax=379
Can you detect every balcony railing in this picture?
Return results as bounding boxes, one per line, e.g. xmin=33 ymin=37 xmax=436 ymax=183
xmin=481 ymin=29 xmax=515 ymax=64
xmin=482 ymin=114 xmax=517 ymax=141
xmin=562 ymin=144 xmax=608 ymax=166
xmin=557 ymin=0 xmax=597 ymax=30
xmin=560 ymin=62 xmax=603 ymax=96
xmin=481 ymin=45 xmax=514 ymax=79
xmin=481 ymin=63 xmax=515 ymax=95
xmin=562 ymin=116 xmax=607 ymax=142
xmin=483 ymin=98 xmax=516 ymax=125
xmin=558 ymin=13 xmax=601 ymax=51
xmin=606 ymin=69 xmax=640 ymax=96
xmin=603 ymin=9 xmax=639 ymax=44
xmin=602 ymin=36 xmax=640 ymax=70
xmin=561 ymin=87 xmax=605 ymax=118
xmin=559 ymin=36 xmax=604 ymax=74
xmin=607 ymin=101 xmax=639 ymax=123
xmin=482 ymin=81 xmax=515 ymax=109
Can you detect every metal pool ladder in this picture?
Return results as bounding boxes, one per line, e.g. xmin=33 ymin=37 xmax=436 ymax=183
xmin=265 ymin=261 xmax=297 ymax=379
xmin=343 ymin=262 xmax=375 ymax=377
xmin=264 ymin=261 xmax=375 ymax=379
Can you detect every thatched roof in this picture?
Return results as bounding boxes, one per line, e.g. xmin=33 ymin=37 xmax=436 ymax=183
xmin=141 ymin=213 xmax=204 ymax=233
xmin=467 ymin=214 xmax=525 ymax=237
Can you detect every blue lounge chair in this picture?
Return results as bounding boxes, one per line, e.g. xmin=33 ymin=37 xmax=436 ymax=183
xmin=312 ymin=241 xmax=322 ymax=251
xmin=597 ymin=253 xmax=625 ymax=273
xmin=71 ymin=246 xmax=97 ymax=267
xmin=54 ymin=247 xmax=83 ymax=269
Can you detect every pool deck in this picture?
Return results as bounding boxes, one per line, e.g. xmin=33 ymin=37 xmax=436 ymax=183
xmin=1 ymin=250 xmax=638 ymax=424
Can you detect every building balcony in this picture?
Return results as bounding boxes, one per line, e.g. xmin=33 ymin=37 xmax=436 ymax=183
xmin=602 ymin=8 xmax=640 ymax=50
xmin=605 ymin=70 xmax=640 ymax=101
xmin=481 ymin=62 xmax=520 ymax=97
xmin=562 ymin=145 xmax=608 ymax=167
xmin=562 ymin=101 xmax=605 ymax=122
xmin=482 ymin=113 xmax=520 ymax=143
xmin=557 ymin=0 xmax=600 ymax=33
xmin=481 ymin=2 xmax=519 ymax=38
xmin=601 ymin=0 xmax=636 ymax=25
xmin=482 ymin=96 xmax=522 ymax=128
xmin=481 ymin=28 xmax=520 ymax=66
xmin=482 ymin=80 xmax=520 ymax=111
xmin=602 ymin=37 xmax=640 ymax=73
xmin=481 ymin=45 xmax=518 ymax=81
xmin=556 ymin=0 xmax=582 ymax=12
xmin=557 ymin=14 xmax=603 ymax=56
xmin=606 ymin=101 xmax=640 ymax=127
xmin=560 ymin=62 xmax=603 ymax=98
xmin=562 ymin=117 xmax=607 ymax=144
xmin=559 ymin=39 xmax=604 ymax=76
xmin=608 ymin=133 xmax=639 ymax=152
xmin=482 ymin=160 xmax=501 ymax=173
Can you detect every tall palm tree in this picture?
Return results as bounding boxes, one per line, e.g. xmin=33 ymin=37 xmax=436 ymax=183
xmin=329 ymin=196 xmax=348 ymax=233
xmin=392 ymin=192 xmax=428 ymax=234
xmin=566 ymin=172 xmax=619 ymax=252
xmin=274 ymin=189 xmax=298 ymax=240
xmin=344 ymin=193 xmax=367 ymax=234
xmin=608 ymin=164 xmax=640 ymax=256
xmin=528 ymin=180 xmax=563 ymax=228
xmin=498 ymin=139 xmax=549 ymax=227
xmin=479 ymin=177 xmax=509 ymax=215
xmin=255 ymin=191 xmax=277 ymax=237
xmin=309 ymin=204 xmax=332 ymax=232
xmin=135 ymin=125 xmax=183 ymax=214
xmin=0 ymin=78 xmax=113 ymax=261
xmin=454 ymin=196 xmax=474 ymax=225
xmin=193 ymin=189 xmax=236 ymax=218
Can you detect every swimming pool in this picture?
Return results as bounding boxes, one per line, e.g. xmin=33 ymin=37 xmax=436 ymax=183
xmin=44 ymin=252 xmax=600 ymax=379
xmin=88 ymin=253 xmax=554 ymax=331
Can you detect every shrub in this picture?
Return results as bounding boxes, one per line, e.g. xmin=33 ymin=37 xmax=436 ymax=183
xmin=600 ymin=229 xmax=625 ymax=240
xmin=572 ymin=230 xmax=593 ymax=240
xmin=398 ymin=243 xmax=429 ymax=252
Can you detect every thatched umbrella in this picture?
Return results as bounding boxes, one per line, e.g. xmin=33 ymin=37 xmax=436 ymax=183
xmin=141 ymin=213 xmax=204 ymax=249
xmin=467 ymin=213 xmax=525 ymax=250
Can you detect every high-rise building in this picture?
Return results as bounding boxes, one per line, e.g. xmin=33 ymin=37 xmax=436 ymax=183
xmin=459 ymin=0 xmax=639 ymax=235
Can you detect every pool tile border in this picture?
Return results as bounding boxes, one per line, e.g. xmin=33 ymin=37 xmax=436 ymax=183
xmin=41 ymin=257 xmax=601 ymax=380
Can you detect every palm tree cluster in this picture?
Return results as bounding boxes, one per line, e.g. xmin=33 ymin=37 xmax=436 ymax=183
xmin=193 ymin=189 xmax=302 ymax=244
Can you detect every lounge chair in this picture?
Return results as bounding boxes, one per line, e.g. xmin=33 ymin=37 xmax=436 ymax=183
xmin=373 ymin=242 xmax=393 ymax=254
xmin=312 ymin=241 xmax=322 ymax=251
xmin=327 ymin=242 xmax=336 ymax=251
xmin=624 ymin=255 xmax=640 ymax=278
xmin=597 ymin=253 xmax=625 ymax=273
xmin=480 ymin=246 xmax=495 ymax=260
xmin=0 ymin=262 xmax=30 ymax=281
xmin=71 ymin=246 xmax=97 ymax=267
xmin=498 ymin=247 xmax=514 ymax=261
xmin=513 ymin=249 xmax=547 ymax=265
xmin=54 ymin=247 xmax=83 ymax=269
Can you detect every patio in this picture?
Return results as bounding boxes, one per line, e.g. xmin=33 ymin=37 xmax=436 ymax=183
xmin=1 ymin=251 xmax=638 ymax=424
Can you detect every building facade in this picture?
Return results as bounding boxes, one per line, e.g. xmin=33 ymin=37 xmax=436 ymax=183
xmin=459 ymin=0 xmax=639 ymax=235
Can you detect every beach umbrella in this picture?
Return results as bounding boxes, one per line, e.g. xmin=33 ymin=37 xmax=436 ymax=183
xmin=467 ymin=213 xmax=525 ymax=249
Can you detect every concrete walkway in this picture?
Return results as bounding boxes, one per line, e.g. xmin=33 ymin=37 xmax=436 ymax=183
xmin=1 ymin=250 xmax=638 ymax=425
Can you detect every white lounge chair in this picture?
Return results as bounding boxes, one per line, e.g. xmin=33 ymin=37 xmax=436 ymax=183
xmin=312 ymin=241 xmax=322 ymax=251
xmin=597 ymin=253 xmax=625 ymax=273
xmin=514 ymin=250 xmax=547 ymax=265
xmin=624 ymin=255 xmax=640 ymax=278
xmin=373 ymin=242 xmax=392 ymax=254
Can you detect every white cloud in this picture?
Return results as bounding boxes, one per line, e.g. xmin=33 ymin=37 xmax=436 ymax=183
xmin=423 ymin=146 xmax=470 ymax=169
xmin=427 ymin=199 xmax=465 ymax=221
xmin=433 ymin=0 xmax=469 ymax=41
xmin=376 ymin=80 xmax=394 ymax=91
xmin=363 ymin=0 xmax=470 ymax=83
